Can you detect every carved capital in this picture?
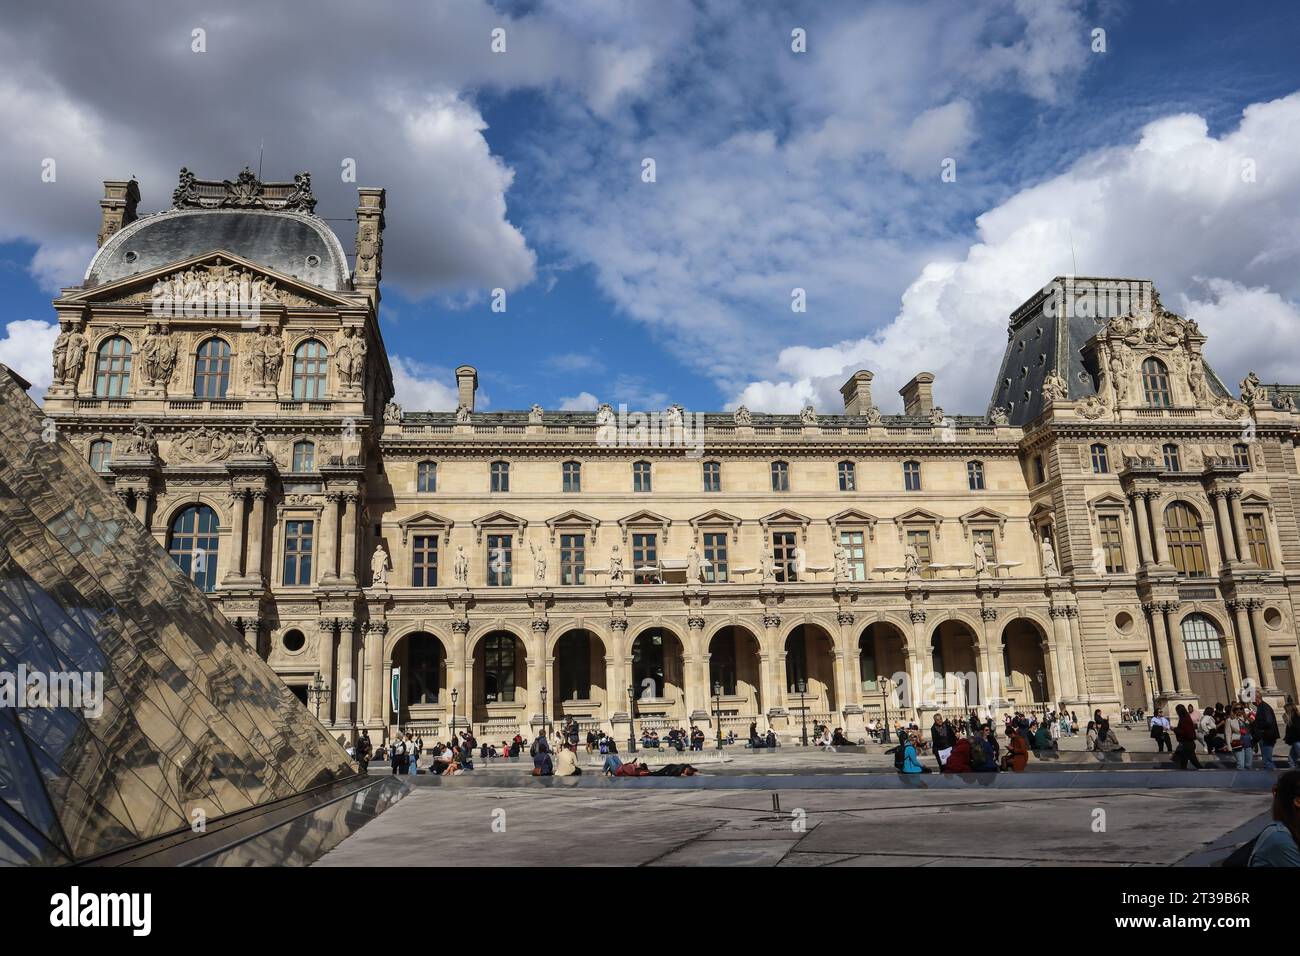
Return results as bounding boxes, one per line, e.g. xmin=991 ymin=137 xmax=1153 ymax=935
xmin=363 ymin=620 xmax=389 ymax=635
xmin=450 ymin=619 xmax=470 ymax=634
xmin=836 ymin=611 xmax=855 ymax=626
xmin=530 ymin=618 xmax=550 ymax=633
xmin=608 ymin=618 xmax=629 ymax=632
xmin=687 ymin=616 xmax=706 ymax=630
xmin=909 ymin=609 xmax=927 ymax=624
xmin=318 ymin=619 xmax=337 ymax=634
xmin=979 ymin=606 xmax=998 ymax=622
xmin=762 ymin=613 xmax=782 ymax=630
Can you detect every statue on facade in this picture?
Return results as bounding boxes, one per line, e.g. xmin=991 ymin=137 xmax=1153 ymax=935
xmin=1040 ymin=539 xmax=1059 ymax=576
xmin=232 ymin=421 xmax=266 ymax=456
xmin=1240 ymin=371 xmax=1264 ymax=406
xmin=529 ymin=541 xmax=547 ymax=585
xmin=528 ymin=404 xmax=544 ymax=425
xmin=609 ymin=544 xmax=625 ymax=584
xmin=383 ymin=401 xmax=402 ymax=424
xmin=903 ymin=545 xmax=920 ymax=578
xmin=334 ymin=327 xmax=365 ymax=389
xmin=665 ymin=404 xmax=684 ymax=429
xmin=52 ymin=321 xmax=89 ymax=385
xmin=686 ymin=544 xmax=703 ymax=584
xmin=121 ymin=421 xmax=157 ymax=457
xmin=248 ymin=324 xmax=283 ymax=388
xmin=833 ymin=543 xmax=850 ymax=581
xmin=733 ymin=405 xmax=752 ymax=426
xmin=989 ymin=405 xmax=1009 ymax=426
xmin=455 ymin=404 xmax=472 ymax=424
xmin=1186 ymin=352 xmax=1210 ymax=404
xmin=800 ymin=404 xmax=818 ymax=425
xmin=369 ymin=544 xmax=390 ymax=588
xmin=760 ymin=551 xmax=776 ymax=583
xmin=973 ymin=539 xmax=989 ymax=576
xmin=454 ymin=546 xmax=470 ymax=586
xmin=139 ymin=323 xmax=179 ymax=387
xmin=1042 ymin=372 xmax=1069 ymax=403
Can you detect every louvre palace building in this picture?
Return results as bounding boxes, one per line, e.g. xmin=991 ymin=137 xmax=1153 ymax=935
xmin=35 ymin=168 xmax=1300 ymax=746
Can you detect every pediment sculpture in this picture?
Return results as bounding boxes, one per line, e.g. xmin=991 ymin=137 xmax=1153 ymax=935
xmin=173 ymin=427 xmax=233 ymax=463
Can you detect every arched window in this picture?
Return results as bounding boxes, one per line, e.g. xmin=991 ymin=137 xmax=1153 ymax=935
xmin=168 ymin=505 xmax=219 ymax=592
xmin=633 ymin=460 xmax=652 ymax=493
xmin=1141 ymin=357 xmax=1172 ymax=407
xmin=903 ymin=460 xmax=922 ymax=492
xmin=837 ymin=461 xmax=856 ymax=492
xmin=966 ymin=460 xmax=985 ymax=491
xmin=490 ymin=460 xmax=510 ymax=492
xmin=292 ymin=440 xmax=315 ymax=473
xmin=291 ymin=339 xmax=328 ymax=400
xmin=562 ymin=460 xmax=581 ymax=493
xmin=770 ymin=460 xmax=789 ymax=492
xmin=1090 ymin=443 xmax=1110 ymax=474
xmin=93 ymin=336 xmax=133 ymax=397
xmin=89 ymin=439 xmax=112 ymax=474
xmin=193 ymin=337 xmax=231 ymax=398
xmin=417 ymin=460 xmax=437 ymax=492
xmin=1164 ymin=502 xmax=1207 ymax=577
xmin=482 ymin=633 xmax=517 ymax=703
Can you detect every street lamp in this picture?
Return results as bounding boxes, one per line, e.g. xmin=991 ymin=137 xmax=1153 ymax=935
xmin=877 ymin=674 xmax=890 ymax=747
xmin=1145 ymin=665 xmax=1157 ymax=711
xmin=307 ymin=671 xmax=331 ymax=721
xmin=450 ymin=687 xmax=459 ymax=740
xmin=540 ymin=685 xmax=549 ymax=740
xmin=627 ymin=684 xmax=638 ymax=753
xmin=1035 ymin=669 xmax=1046 ymax=719
xmin=713 ymin=681 xmax=723 ymax=750
xmin=797 ymin=678 xmax=809 ymax=746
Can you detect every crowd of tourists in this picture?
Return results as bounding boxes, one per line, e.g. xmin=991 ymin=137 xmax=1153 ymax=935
xmin=1150 ymin=689 xmax=1299 ymax=770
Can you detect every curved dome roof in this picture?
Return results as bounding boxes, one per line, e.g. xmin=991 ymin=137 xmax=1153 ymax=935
xmin=86 ymin=207 xmax=351 ymax=291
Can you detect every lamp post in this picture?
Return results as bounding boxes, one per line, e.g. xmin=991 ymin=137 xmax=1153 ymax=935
xmin=450 ymin=687 xmax=459 ymax=740
xmin=797 ymin=678 xmax=809 ymax=746
xmin=627 ymin=684 xmax=637 ymax=753
xmin=1145 ymin=665 xmax=1157 ymax=711
xmin=1035 ymin=669 xmax=1047 ymax=720
xmin=877 ymin=674 xmax=890 ymax=746
xmin=307 ymin=671 xmax=331 ymax=721
xmin=713 ymin=681 xmax=723 ymax=750
xmin=540 ymin=685 xmax=549 ymax=740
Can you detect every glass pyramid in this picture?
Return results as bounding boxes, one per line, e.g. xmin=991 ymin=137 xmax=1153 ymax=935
xmin=0 ymin=366 xmax=355 ymax=865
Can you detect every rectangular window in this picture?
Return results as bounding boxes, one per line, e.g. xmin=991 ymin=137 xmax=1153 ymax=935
xmin=773 ymin=531 xmax=798 ymax=583
xmin=903 ymin=461 xmax=922 ymax=491
xmin=1245 ymin=513 xmax=1271 ymax=569
xmin=839 ymin=530 xmax=866 ymax=581
xmin=771 ymin=461 xmax=790 ymax=492
xmin=632 ymin=533 xmax=657 ymax=584
xmin=1091 ymin=444 xmax=1110 ymax=474
xmin=412 ymin=534 xmax=438 ymax=587
xmin=972 ymin=528 xmax=997 ymax=568
xmin=967 ymin=461 xmax=985 ymax=491
xmin=282 ymin=520 xmax=314 ymax=586
xmin=633 ymin=461 xmax=652 ymax=493
xmin=906 ymin=529 xmax=932 ymax=578
xmin=702 ymin=461 xmax=721 ymax=493
xmin=486 ymin=534 xmax=513 ymax=586
xmin=417 ymin=461 xmax=437 ymax=493
xmin=491 ymin=462 xmax=510 ymax=493
xmin=838 ymin=461 xmax=856 ymax=492
xmin=1033 ymin=456 xmax=1046 ymax=484
xmin=703 ymin=532 xmax=729 ymax=583
xmin=1163 ymin=445 xmax=1181 ymax=472
xmin=560 ymin=533 xmax=586 ymax=585
xmin=562 ymin=461 xmax=581 ymax=493
xmin=1098 ymin=515 xmax=1124 ymax=573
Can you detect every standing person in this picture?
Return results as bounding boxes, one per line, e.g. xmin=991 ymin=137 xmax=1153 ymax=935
xmin=1227 ymin=704 xmax=1250 ymax=769
xmin=1150 ymin=709 xmax=1173 ymax=753
xmin=931 ymin=714 xmax=954 ymax=772
xmin=1172 ymin=704 xmax=1202 ymax=770
xmin=389 ymin=735 xmax=407 ymax=775
xmin=1252 ymin=689 xmax=1280 ymax=770
xmin=1284 ymin=703 xmax=1300 ymax=769
xmin=355 ymin=730 xmax=372 ymax=773
xmin=1248 ymin=770 xmax=1300 ymax=867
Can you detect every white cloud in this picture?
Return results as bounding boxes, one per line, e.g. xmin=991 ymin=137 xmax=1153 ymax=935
xmin=389 ymin=356 xmax=463 ymax=411
xmin=557 ymin=391 xmax=599 ymax=411
xmin=729 ymin=92 xmax=1300 ymax=413
xmin=0 ymin=319 xmax=59 ymax=399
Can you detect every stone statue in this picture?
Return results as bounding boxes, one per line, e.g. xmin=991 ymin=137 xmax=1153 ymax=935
xmin=863 ymin=405 xmax=883 ymax=425
xmin=52 ymin=322 xmax=89 ymax=385
xmin=833 ymin=544 xmax=849 ymax=581
xmin=370 ymin=544 xmax=390 ymax=588
xmin=609 ymin=545 xmax=624 ymax=584
xmin=760 ymin=551 xmax=776 ymax=583
xmin=454 ymin=546 xmax=469 ymax=586
xmin=989 ymin=406 xmax=1009 ymax=426
xmin=686 ymin=544 xmax=703 ymax=584
xmin=252 ymin=324 xmax=284 ymax=388
xmin=903 ymin=545 xmax=920 ymax=578
xmin=334 ymin=327 xmax=365 ymax=389
xmin=529 ymin=541 xmax=547 ymax=584
xmin=1108 ymin=350 xmax=1129 ymax=406
xmin=528 ymin=404 xmax=544 ymax=425
xmin=383 ymin=401 xmax=402 ymax=424
xmin=1042 ymin=372 xmax=1069 ymax=403
xmin=929 ymin=406 xmax=946 ymax=426
xmin=348 ymin=332 xmax=367 ymax=388
xmin=232 ymin=421 xmax=266 ymax=456
xmin=665 ymin=404 xmax=684 ymax=429
xmin=1240 ymin=371 xmax=1263 ymax=406
xmin=139 ymin=323 xmax=178 ymax=387
xmin=1040 ymin=539 xmax=1059 ymax=576
xmin=455 ymin=404 xmax=472 ymax=424
xmin=973 ymin=539 xmax=988 ymax=576
xmin=595 ymin=403 xmax=615 ymax=427
xmin=800 ymin=404 xmax=818 ymax=425
xmin=733 ymin=405 xmax=752 ymax=426
xmin=121 ymin=421 xmax=157 ymax=457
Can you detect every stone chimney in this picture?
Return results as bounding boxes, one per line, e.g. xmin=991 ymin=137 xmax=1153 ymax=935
xmin=900 ymin=372 xmax=935 ymax=417
xmin=839 ymin=370 xmax=875 ymax=415
xmin=456 ymin=365 xmax=478 ymax=412
xmin=97 ymin=179 xmax=140 ymax=248
xmin=353 ymin=187 xmax=386 ymax=299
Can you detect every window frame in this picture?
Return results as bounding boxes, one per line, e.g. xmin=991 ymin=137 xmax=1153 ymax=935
xmin=632 ymin=460 xmax=652 ymax=493
xmin=93 ymin=336 xmax=133 ymax=398
xmin=193 ymin=336 xmax=232 ymax=399
xmin=966 ymin=460 xmax=986 ymax=491
xmin=837 ymin=460 xmax=856 ymax=492
xmin=902 ymin=460 xmax=922 ymax=492
xmin=562 ymin=460 xmax=582 ymax=493
xmin=486 ymin=533 xmax=513 ymax=586
xmin=417 ymin=461 xmax=437 ymax=493
xmin=291 ymin=339 xmax=329 ymax=401
xmin=1090 ymin=443 xmax=1110 ymax=475
xmin=702 ymin=460 xmax=722 ymax=493
xmin=412 ymin=533 xmax=439 ymax=587
xmin=490 ymin=460 xmax=510 ymax=493
xmin=770 ymin=460 xmax=790 ymax=492
xmin=1141 ymin=357 xmax=1172 ymax=407
xmin=282 ymin=519 xmax=315 ymax=586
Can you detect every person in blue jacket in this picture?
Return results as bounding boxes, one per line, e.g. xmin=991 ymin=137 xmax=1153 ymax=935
xmin=900 ymin=733 xmax=930 ymax=774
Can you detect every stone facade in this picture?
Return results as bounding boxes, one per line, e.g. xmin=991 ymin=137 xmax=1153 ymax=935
xmin=41 ymin=171 xmax=1300 ymax=744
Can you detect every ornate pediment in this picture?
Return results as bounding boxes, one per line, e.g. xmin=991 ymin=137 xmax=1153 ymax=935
xmin=1085 ymin=292 xmax=1218 ymax=409
xmin=893 ymin=507 xmax=944 ymax=540
xmin=544 ymin=510 xmax=601 ymax=544
xmin=471 ymin=510 xmax=528 ymax=544
xmin=397 ymin=510 xmax=455 ymax=545
xmin=171 ymin=426 xmax=234 ymax=464
xmin=958 ymin=507 xmax=1008 ymax=539
xmin=172 ymin=166 xmax=317 ymax=213
xmin=826 ymin=508 xmax=879 ymax=540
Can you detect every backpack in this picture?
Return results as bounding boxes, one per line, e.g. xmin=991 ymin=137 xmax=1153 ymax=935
xmin=893 ymin=746 xmax=906 ymax=771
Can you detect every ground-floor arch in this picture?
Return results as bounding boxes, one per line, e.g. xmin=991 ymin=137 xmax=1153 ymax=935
xmin=708 ymin=625 xmax=762 ymax=734
xmin=785 ymin=623 xmax=837 ymax=721
xmin=390 ymin=630 xmax=448 ymax=734
xmin=929 ymin=619 xmax=981 ymax=708
xmin=472 ymin=629 xmax=528 ymax=726
xmin=1180 ymin=612 xmax=1233 ymax=707
xmin=630 ymin=627 xmax=686 ymax=730
xmin=550 ymin=628 xmax=607 ymax=725
xmin=859 ymin=621 xmax=908 ymax=714
xmin=1002 ymin=618 xmax=1049 ymax=708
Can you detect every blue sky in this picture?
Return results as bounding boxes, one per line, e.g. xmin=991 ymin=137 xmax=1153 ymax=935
xmin=3 ymin=1 xmax=1300 ymax=412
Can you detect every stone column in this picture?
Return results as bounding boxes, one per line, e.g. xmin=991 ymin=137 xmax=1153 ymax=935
xmin=979 ymin=606 xmax=1002 ymax=708
xmin=1228 ymin=490 xmax=1252 ymax=566
xmin=1211 ymin=489 xmax=1239 ymax=562
xmin=364 ymin=621 xmax=387 ymax=726
xmin=1066 ymin=607 xmax=1088 ymax=702
xmin=224 ymin=491 xmax=248 ymax=582
xmin=319 ymin=493 xmax=341 ymax=584
xmin=685 ymin=615 xmax=708 ymax=717
xmin=1048 ymin=604 xmax=1076 ymax=702
xmin=1129 ymin=491 xmax=1154 ymax=566
xmin=450 ymin=619 xmax=472 ymax=729
xmin=608 ymin=619 xmax=630 ymax=719
xmin=836 ymin=611 xmax=861 ymax=708
xmin=234 ymin=616 xmax=262 ymax=656
xmin=1246 ymin=600 xmax=1275 ymax=689
xmin=1229 ymin=599 xmax=1260 ymax=685
xmin=1145 ymin=603 xmax=1176 ymax=695
xmin=1148 ymin=492 xmax=1171 ymax=565
xmin=337 ymin=618 xmax=356 ymax=729
xmin=908 ymin=609 xmax=928 ymax=713
xmin=603 ymin=655 xmax=620 ymax=734
xmin=246 ymin=490 xmax=267 ymax=583
xmin=528 ymin=619 xmax=549 ymax=729
xmin=1163 ymin=602 xmax=1191 ymax=694
xmin=137 ymin=490 xmax=155 ymax=531
xmin=762 ymin=612 xmax=785 ymax=716
xmin=339 ymin=492 xmax=360 ymax=585
xmin=317 ymin=619 xmax=337 ymax=724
